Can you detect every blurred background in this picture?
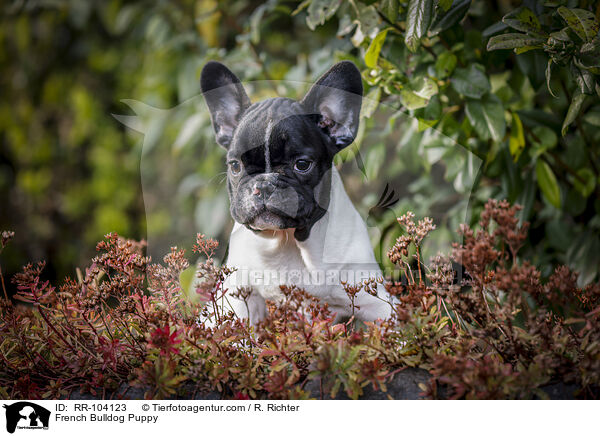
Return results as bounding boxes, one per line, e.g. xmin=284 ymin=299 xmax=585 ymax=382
xmin=1 ymin=0 xmax=599 ymax=290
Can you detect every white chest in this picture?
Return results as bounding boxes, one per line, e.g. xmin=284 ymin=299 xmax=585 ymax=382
xmin=224 ymin=227 xmax=318 ymax=301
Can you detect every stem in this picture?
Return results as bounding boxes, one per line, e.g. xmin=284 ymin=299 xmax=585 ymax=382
xmin=98 ymin=310 xmax=114 ymax=341
xmin=376 ymin=9 xmax=403 ymax=33
xmin=364 ymin=343 xmax=391 ymax=364
xmin=373 ymin=294 xmax=397 ymax=316
xmin=416 ymin=247 xmax=423 ymax=284
xmin=405 ymin=260 xmax=415 ymax=286
xmin=36 ymin=304 xmax=78 ymax=354
xmin=0 ymin=263 xmax=9 ymax=302
xmin=439 ymin=297 xmax=456 ymax=328
xmin=81 ymin=311 xmax=102 ymax=339
xmin=114 ymin=316 xmax=145 ymax=354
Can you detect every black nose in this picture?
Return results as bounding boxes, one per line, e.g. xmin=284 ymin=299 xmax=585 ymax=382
xmin=253 ymin=180 xmax=275 ymax=197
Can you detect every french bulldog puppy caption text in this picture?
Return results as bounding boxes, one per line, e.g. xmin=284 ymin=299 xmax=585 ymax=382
xmin=51 ymin=401 xmax=299 ymax=426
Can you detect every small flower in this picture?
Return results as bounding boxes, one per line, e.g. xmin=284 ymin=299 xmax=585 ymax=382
xmin=98 ymin=337 xmax=121 ymax=371
xmin=348 ymin=331 xmax=363 ymax=345
xmin=415 ymin=217 xmax=436 ymax=244
xmin=1 ymin=230 xmax=14 ymax=249
xmin=397 ymin=212 xmax=416 ymax=235
xmin=149 ymin=325 xmax=182 ymax=356
xmin=195 ymin=279 xmax=217 ymax=302
xmin=193 ymin=233 xmax=219 ymax=258
xmin=428 ymin=253 xmax=454 ymax=290
xmin=387 ymin=235 xmax=412 ymax=264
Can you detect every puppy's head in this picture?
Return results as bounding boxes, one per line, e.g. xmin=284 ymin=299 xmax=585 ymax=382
xmin=200 ymin=61 xmax=362 ymax=241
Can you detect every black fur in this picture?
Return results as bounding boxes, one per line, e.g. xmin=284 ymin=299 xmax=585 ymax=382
xmin=201 ymin=61 xmax=363 ymax=241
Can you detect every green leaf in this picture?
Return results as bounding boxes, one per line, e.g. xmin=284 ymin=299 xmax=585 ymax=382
xmin=528 ymin=125 xmax=557 ymax=158
xmin=380 ymin=0 xmax=399 ymax=22
xmin=365 ymin=29 xmax=388 ymax=68
xmin=509 ymin=112 xmax=525 ymax=161
xmin=179 ymin=266 xmax=196 ymax=296
xmin=547 ymin=27 xmax=572 ymax=45
xmin=429 ymin=0 xmax=471 ymax=37
xmin=434 ymin=51 xmax=457 ymax=78
xmin=502 ymin=6 xmax=542 ymax=35
xmin=400 ymin=90 xmax=428 ymax=110
xmin=517 ymin=173 xmax=536 ymax=222
xmin=306 ymin=0 xmax=342 ymax=31
xmin=567 ymin=231 xmax=600 ymax=285
xmin=482 ymin=21 xmax=508 ymax=38
xmin=571 ymin=63 xmax=595 ymax=94
xmin=486 ymin=137 xmax=500 ymax=165
xmin=565 ymin=188 xmax=587 ymax=216
xmin=515 ymin=50 xmax=546 ymax=87
xmin=400 ymin=76 xmax=439 ymax=110
xmin=583 ymin=110 xmax=600 ymax=127
xmin=361 ymin=86 xmax=381 ymax=118
xmin=438 ymin=0 xmax=453 ymax=12
xmin=350 ymin=3 xmax=380 ymax=46
xmin=451 ymin=64 xmax=491 ymax=98
xmin=364 ymin=142 xmax=386 ymax=180
xmin=405 ymin=0 xmax=434 ymax=52
xmin=577 ymin=39 xmax=600 ymax=73
xmin=400 ymin=75 xmax=439 ymax=110
xmin=545 ymin=59 xmax=558 ymax=97
xmin=532 ymin=125 xmax=558 ymax=148
xmin=486 ymin=33 xmax=545 ymax=51
xmin=573 ymin=168 xmax=596 ymax=198
xmin=249 ymin=4 xmax=267 ymax=44
xmin=561 ymin=89 xmax=586 ymax=136
xmin=412 ymin=75 xmax=439 ymax=99
xmin=514 ymin=45 xmax=539 ymax=54
xmin=424 ymin=94 xmax=442 ymax=120
xmin=557 ymin=7 xmax=599 ymax=42
xmin=465 ymin=94 xmax=506 ymax=142
xmin=536 ymin=160 xmax=561 ymax=208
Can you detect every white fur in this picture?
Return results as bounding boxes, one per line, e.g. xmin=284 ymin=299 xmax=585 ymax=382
xmin=218 ymin=165 xmax=392 ymax=325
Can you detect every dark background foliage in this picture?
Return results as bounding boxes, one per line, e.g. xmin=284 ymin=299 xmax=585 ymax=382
xmin=1 ymin=0 xmax=599 ymax=290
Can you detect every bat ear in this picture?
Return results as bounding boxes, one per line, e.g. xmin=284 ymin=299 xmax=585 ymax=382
xmin=301 ymin=61 xmax=363 ymax=151
xmin=201 ymin=61 xmax=251 ymax=148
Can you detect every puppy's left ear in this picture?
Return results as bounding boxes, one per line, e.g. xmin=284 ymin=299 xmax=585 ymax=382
xmin=201 ymin=61 xmax=251 ymax=148
xmin=301 ymin=61 xmax=363 ymax=150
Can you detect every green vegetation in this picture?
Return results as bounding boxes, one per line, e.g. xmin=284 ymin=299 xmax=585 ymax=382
xmin=1 ymin=0 xmax=599 ymax=399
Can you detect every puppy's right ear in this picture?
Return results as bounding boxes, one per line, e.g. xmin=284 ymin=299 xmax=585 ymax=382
xmin=201 ymin=61 xmax=251 ymax=148
xmin=301 ymin=61 xmax=363 ymax=151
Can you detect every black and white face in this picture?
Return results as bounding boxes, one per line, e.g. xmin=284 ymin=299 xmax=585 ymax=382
xmin=223 ymin=103 xmax=335 ymax=241
xmin=200 ymin=61 xmax=363 ymax=241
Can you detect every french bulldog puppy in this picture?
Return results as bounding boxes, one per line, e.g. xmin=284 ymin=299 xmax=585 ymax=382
xmin=200 ymin=60 xmax=391 ymax=325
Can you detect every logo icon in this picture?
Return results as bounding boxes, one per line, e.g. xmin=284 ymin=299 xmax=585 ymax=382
xmin=2 ymin=402 xmax=50 ymax=434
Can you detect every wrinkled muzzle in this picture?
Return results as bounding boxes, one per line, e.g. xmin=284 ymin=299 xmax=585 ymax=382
xmin=232 ymin=173 xmax=309 ymax=231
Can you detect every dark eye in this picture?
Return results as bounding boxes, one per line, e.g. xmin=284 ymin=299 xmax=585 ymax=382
xmin=294 ymin=159 xmax=313 ymax=173
xmin=228 ymin=160 xmax=242 ymax=175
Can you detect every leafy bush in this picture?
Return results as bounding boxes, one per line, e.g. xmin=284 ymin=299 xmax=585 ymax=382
xmin=1 ymin=199 xmax=598 ymax=400
xmin=293 ymin=0 xmax=600 ymax=285
xmin=2 ymin=0 xmax=599 ymax=289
